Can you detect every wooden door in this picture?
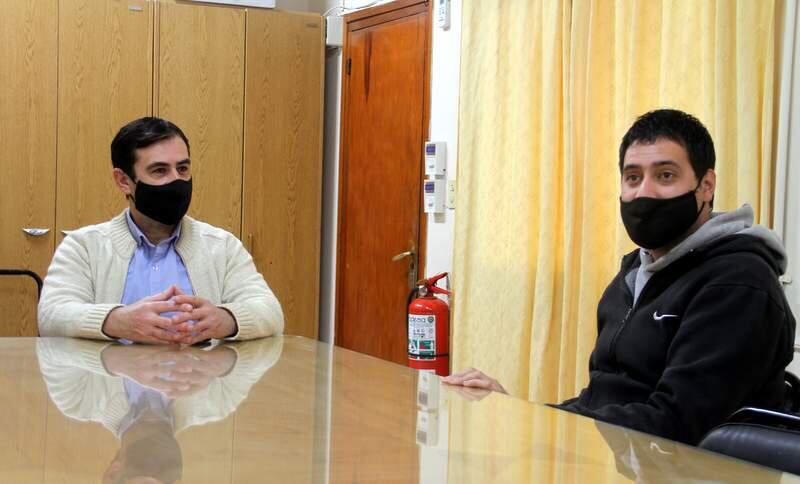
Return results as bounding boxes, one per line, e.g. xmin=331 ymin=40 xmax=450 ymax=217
xmin=56 ymin=0 xmax=154 ymax=241
xmin=335 ymin=0 xmax=431 ymax=363
xmin=243 ymin=10 xmax=324 ymax=338
xmin=156 ymin=2 xmax=245 ymax=237
xmin=0 ymin=1 xmax=58 ymax=336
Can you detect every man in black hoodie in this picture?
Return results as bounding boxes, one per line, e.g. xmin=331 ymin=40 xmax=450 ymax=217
xmin=444 ymin=109 xmax=796 ymax=445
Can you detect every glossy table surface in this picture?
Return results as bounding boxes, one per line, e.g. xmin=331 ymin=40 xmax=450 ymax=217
xmin=0 ymin=336 xmax=796 ymax=483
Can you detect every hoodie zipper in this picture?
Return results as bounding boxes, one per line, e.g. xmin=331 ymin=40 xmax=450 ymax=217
xmin=608 ymin=306 xmax=633 ymax=368
xmin=607 ymin=249 xmax=698 ymax=367
xmin=607 ymin=259 xmax=654 ymax=368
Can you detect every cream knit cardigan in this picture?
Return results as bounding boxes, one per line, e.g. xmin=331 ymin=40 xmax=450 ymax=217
xmin=38 ymin=212 xmax=284 ymax=340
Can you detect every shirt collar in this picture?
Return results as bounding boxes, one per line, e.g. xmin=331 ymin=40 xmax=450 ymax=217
xmin=125 ymin=209 xmax=182 ymax=248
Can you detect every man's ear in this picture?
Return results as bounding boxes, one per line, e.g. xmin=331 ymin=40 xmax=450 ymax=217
xmin=699 ymin=169 xmax=716 ymax=205
xmin=112 ymin=168 xmax=134 ymax=197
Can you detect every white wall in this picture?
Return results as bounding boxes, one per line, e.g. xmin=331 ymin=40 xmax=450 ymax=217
xmin=275 ymin=0 xmax=312 ymax=11
xmin=319 ymin=26 xmax=343 ymax=343
xmin=424 ymin=0 xmax=460 ymax=284
xmin=420 ymin=6 xmax=460 ymax=483
xmin=777 ymin=0 xmax=800 ymax=374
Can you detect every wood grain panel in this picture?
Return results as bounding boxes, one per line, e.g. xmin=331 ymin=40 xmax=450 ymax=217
xmin=330 ymin=346 xmax=419 ymax=483
xmin=39 ymin=407 xmax=233 ymax=484
xmin=243 ymin=10 xmax=324 ymax=338
xmin=56 ymin=0 xmax=154 ymax=241
xmin=0 ymin=340 xmax=48 ymax=481
xmin=0 ymin=1 xmax=58 ymax=336
xmin=157 ymin=2 xmax=245 ymax=237
xmin=41 ymin=408 xmax=118 ymax=483
xmin=231 ymin=336 xmax=318 ymax=483
xmin=177 ymin=419 xmax=235 ymax=483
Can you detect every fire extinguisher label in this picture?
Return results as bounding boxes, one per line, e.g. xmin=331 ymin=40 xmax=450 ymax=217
xmin=409 ymin=314 xmax=436 ymax=356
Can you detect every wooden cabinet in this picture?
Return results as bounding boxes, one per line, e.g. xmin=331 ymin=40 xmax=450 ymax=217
xmin=0 ymin=1 xmax=323 ymax=338
xmin=243 ymin=9 xmax=324 ymax=339
xmin=56 ymin=0 xmax=154 ymax=241
xmin=0 ymin=1 xmax=58 ymax=336
xmin=158 ymin=2 xmax=246 ymax=236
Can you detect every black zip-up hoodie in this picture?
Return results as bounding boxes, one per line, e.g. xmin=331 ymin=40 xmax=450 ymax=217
xmin=557 ymin=208 xmax=796 ymax=445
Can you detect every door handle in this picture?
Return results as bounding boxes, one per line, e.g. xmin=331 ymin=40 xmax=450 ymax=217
xmin=391 ymin=250 xmax=414 ymax=261
xmin=392 ymin=247 xmax=418 ymax=290
xmin=22 ymin=228 xmax=50 ymax=236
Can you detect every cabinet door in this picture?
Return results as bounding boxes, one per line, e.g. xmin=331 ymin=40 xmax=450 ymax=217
xmin=0 ymin=1 xmax=58 ymax=336
xmin=56 ymin=0 xmax=154 ymax=240
xmin=157 ymin=2 xmax=245 ymax=237
xmin=243 ymin=10 xmax=324 ymax=338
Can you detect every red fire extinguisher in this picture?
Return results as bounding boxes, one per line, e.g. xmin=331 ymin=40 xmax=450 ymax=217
xmin=407 ymin=272 xmax=451 ymax=376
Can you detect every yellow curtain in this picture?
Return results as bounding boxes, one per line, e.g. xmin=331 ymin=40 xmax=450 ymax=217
xmin=452 ymin=0 xmax=780 ymax=408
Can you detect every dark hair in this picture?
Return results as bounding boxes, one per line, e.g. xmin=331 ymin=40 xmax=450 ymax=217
xmin=618 ymin=109 xmax=715 ymax=180
xmin=111 ymin=117 xmax=190 ymax=179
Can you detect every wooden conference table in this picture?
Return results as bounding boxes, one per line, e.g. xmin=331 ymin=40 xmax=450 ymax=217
xmin=0 ymin=336 xmax=795 ymax=483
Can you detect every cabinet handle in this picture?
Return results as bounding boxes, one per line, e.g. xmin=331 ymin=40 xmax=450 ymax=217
xmin=247 ymin=233 xmax=254 ymax=254
xmin=22 ymin=228 xmax=50 ymax=236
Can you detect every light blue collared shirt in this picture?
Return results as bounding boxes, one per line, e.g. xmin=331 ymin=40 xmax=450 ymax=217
xmin=121 ymin=210 xmax=194 ymax=305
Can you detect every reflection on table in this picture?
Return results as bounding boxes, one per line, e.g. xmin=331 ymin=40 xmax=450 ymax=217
xmin=0 ymin=336 xmax=795 ymax=483
xmin=442 ymin=383 xmax=796 ymax=483
xmin=36 ymin=337 xmax=282 ymax=483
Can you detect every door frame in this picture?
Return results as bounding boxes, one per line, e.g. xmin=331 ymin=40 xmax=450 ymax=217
xmin=334 ymin=0 xmax=432 ymax=345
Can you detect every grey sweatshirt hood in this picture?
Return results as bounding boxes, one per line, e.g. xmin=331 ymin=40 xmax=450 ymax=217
xmin=627 ymin=204 xmax=787 ymax=303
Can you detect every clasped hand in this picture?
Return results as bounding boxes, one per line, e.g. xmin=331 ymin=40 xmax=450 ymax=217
xmin=101 ymin=344 xmax=237 ymax=399
xmin=103 ymin=285 xmax=237 ymax=344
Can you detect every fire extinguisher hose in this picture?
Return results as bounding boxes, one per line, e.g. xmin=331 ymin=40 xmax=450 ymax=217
xmin=405 ymin=285 xmax=419 ymax=357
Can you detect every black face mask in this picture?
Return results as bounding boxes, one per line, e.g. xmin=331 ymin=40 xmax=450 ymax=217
xmin=620 ymin=183 xmax=704 ymax=250
xmin=131 ymin=178 xmax=192 ymax=226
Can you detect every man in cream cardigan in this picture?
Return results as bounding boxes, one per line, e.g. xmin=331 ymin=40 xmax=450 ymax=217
xmin=38 ymin=117 xmax=284 ymax=343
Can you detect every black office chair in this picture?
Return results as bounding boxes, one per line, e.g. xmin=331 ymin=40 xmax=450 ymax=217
xmin=699 ymin=406 xmax=800 ymax=475
xmin=699 ymin=373 xmax=800 ymax=475
xmin=783 ymin=371 xmax=800 ymax=414
xmin=0 ymin=269 xmax=43 ymax=300
xmin=0 ymin=269 xmax=43 ymax=337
